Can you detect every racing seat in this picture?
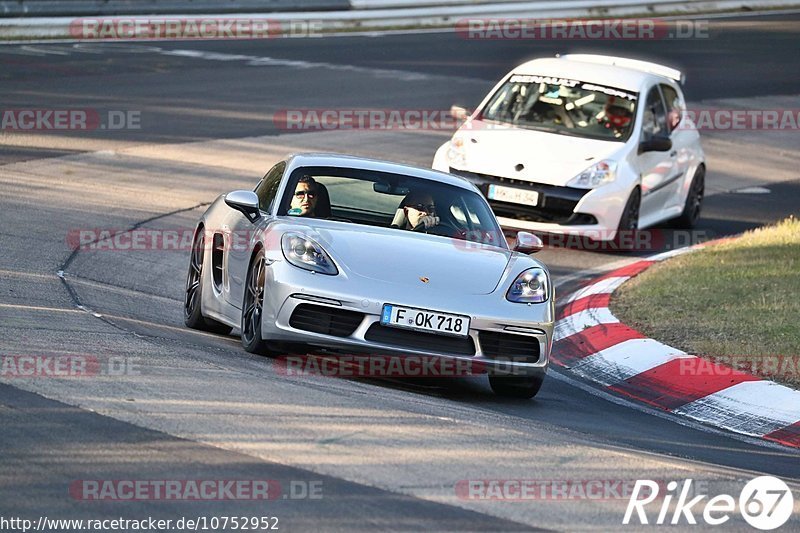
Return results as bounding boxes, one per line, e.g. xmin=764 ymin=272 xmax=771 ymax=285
xmin=315 ymin=183 xmax=332 ymax=218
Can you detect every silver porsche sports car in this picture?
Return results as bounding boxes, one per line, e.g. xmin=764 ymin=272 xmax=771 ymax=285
xmin=184 ymin=153 xmax=554 ymax=398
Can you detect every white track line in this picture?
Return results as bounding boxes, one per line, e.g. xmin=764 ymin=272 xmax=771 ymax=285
xmin=565 ymin=276 xmax=629 ymax=303
xmin=674 ymin=381 xmax=800 ymax=437
xmin=554 ymin=307 xmax=619 ymax=341
xmin=548 ymin=368 xmax=800 ymax=453
xmin=571 ymin=338 xmax=692 ymax=386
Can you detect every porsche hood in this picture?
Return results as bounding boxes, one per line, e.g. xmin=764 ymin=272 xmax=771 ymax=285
xmin=284 ymin=221 xmax=513 ymax=295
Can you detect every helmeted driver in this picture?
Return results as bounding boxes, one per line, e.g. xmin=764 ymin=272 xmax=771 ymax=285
xmin=600 ymin=96 xmax=633 ymax=135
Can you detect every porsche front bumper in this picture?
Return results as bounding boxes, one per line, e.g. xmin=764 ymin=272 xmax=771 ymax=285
xmin=259 ymin=258 xmax=554 ymax=376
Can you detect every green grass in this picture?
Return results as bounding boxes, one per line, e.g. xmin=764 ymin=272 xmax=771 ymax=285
xmin=612 ymin=217 xmax=800 ymax=388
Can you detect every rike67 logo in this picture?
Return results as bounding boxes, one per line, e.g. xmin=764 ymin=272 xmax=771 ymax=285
xmin=624 ymin=476 xmax=794 ymax=529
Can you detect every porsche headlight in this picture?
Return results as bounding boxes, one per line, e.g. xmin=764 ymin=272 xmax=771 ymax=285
xmin=567 ymin=160 xmax=617 ymax=189
xmin=506 ymin=268 xmax=549 ymax=303
xmin=281 ymin=233 xmax=338 ymax=275
xmin=447 ymin=137 xmax=467 ymax=167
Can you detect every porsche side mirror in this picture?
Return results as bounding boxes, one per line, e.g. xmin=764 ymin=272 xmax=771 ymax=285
xmin=512 ymin=231 xmax=544 ymax=254
xmin=450 ymin=105 xmax=471 ymax=121
xmin=225 ymin=190 xmax=260 ymax=222
xmin=638 ymin=136 xmax=672 ymax=154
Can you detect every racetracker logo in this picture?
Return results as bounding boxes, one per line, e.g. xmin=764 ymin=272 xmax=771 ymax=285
xmin=680 ymin=109 xmax=800 ymax=131
xmin=456 ymin=230 xmax=714 ymax=254
xmin=69 ymin=18 xmax=322 ymax=40
xmin=678 ymin=356 xmax=799 ymax=379
xmin=536 ymin=230 xmax=713 ymax=252
xmin=69 ymin=479 xmax=323 ymax=501
xmin=456 ymin=479 xmax=661 ymax=501
xmin=0 ymin=355 xmax=140 ymax=378
xmin=455 ymin=18 xmax=709 ymax=40
xmin=69 ymin=480 xmax=279 ymax=501
xmin=274 ymin=109 xmax=462 ymax=131
xmin=1 ymin=109 xmax=140 ymax=132
xmin=276 ymin=354 xmax=494 ymax=378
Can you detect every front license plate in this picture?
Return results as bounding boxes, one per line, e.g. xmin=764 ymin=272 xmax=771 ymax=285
xmin=381 ymin=304 xmax=470 ymax=338
xmin=488 ymin=184 xmax=540 ymax=206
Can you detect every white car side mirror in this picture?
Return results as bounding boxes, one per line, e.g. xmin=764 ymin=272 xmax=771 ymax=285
xmin=450 ymin=105 xmax=471 ymax=121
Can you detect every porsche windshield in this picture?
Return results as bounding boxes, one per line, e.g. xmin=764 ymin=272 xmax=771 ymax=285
xmin=279 ymin=166 xmax=506 ymax=248
xmin=480 ymin=74 xmax=638 ymax=140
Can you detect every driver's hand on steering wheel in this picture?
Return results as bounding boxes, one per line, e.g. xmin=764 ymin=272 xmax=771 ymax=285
xmin=417 ymin=215 xmax=439 ymax=230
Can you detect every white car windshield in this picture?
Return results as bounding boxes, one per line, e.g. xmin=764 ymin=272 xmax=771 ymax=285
xmin=481 ymin=74 xmax=638 ymax=141
xmin=279 ymin=166 xmax=506 ymax=248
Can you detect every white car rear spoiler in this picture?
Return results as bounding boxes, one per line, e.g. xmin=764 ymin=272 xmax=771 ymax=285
xmin=561 ymin=54 xmax=685 ymax=85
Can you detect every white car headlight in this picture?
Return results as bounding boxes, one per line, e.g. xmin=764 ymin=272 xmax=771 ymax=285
xmin=567 ymin=160 xmax=617 ymax=189
xmin=506 ymin=268 xmax=549 ymax=303
xmin=281 ymin=233 xmax=338 ymax=275
xmin=447 ymin=136 xmax=467 ymax=168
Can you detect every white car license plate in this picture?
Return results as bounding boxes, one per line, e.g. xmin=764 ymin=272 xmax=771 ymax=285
xmin=381 ymin=304 xmax=470 ymax=338
xmin=488 ymin=184 xmax=540 ymax=206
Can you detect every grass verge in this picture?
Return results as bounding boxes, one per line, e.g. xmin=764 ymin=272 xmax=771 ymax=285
xmin=612 ymin=217 xmax=800 ymax=388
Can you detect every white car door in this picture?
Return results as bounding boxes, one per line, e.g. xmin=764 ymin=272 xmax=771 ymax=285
xmin=659 ymin=83 xmax=695 ymax=212
xmin=636 ymin=85 xmax=680 ymax=224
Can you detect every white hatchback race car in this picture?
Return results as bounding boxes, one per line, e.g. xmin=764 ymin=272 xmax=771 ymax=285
xmin=433 ymin=54 xmax=706 ymax=241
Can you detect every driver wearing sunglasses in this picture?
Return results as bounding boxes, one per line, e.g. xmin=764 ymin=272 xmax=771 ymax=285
xmin=288 ymin=175 xmax=318 ymax=217
xmin=393 ymin=190 xmax=440 ymax=231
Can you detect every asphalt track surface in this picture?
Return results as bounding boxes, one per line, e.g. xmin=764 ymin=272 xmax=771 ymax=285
xmin=1 ymin=12 xmax=800 ymax=531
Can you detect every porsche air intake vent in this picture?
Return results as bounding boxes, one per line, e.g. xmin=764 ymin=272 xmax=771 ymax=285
xmin=289 ymin=304 xmax=363 ymax=337
xmin=479 ymin=331 xmax=541 ymax=364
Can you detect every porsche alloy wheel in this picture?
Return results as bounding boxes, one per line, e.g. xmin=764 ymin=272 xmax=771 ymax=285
xmin=241 ymin=248 xmax=274 ymax=354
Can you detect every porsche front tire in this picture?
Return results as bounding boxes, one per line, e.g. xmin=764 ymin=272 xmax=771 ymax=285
xmin=489 ymin=374 xmax=544 ymax=399
xmin=241 ymin=248 xmax=276 ymax=355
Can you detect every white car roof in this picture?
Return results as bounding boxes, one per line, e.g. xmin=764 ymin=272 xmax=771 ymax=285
xmin=511 ymin=55 xmax=682 ymax=93
xmin=286 ymin=153 xmax=478 ymax=191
